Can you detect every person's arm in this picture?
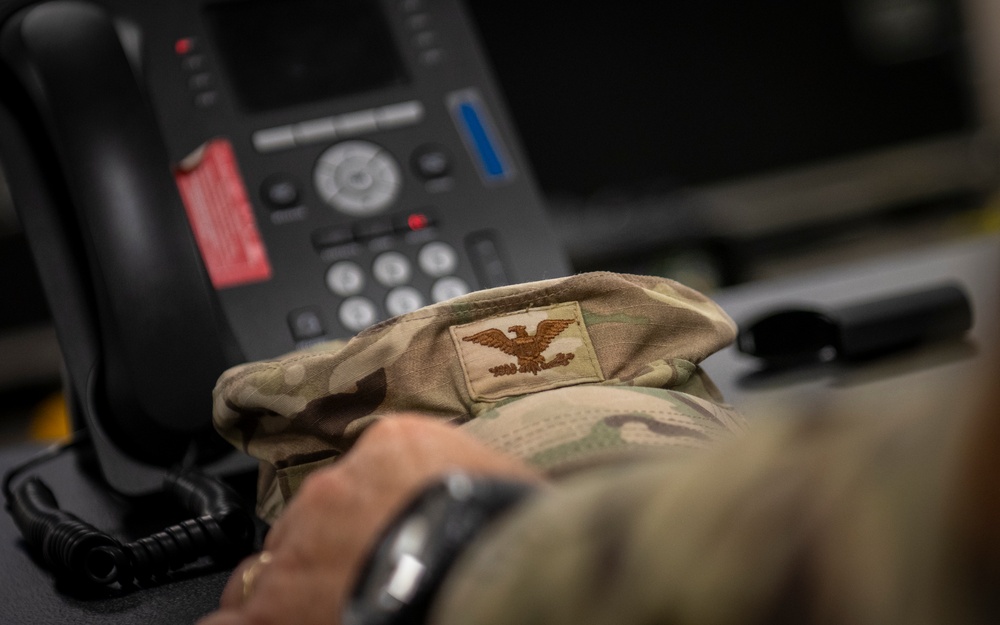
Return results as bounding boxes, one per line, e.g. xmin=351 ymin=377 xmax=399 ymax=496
xmin=199 ymin=384 xmax=984 ymax=625
xmin=197 ymin=414 xmax=542 ymax=625
xmin=431 ymin=398 xmax=971 ymax=625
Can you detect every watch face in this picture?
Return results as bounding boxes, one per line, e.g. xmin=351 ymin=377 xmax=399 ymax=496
xmin=352 ymin=482 xmax=455 ymax=616
xmin=346 ymin=474 xmax=534 ymax=625
xmin=376 ymin=514 xmax=434 ymax=606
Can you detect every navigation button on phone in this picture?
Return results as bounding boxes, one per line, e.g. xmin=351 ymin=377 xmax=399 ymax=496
xmin=288 ymin=307 xmax=325 ymax=341
xmin=315 ymin=141 xmax=402 ymax=216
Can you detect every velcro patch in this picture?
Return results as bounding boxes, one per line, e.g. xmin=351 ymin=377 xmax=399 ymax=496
xmin=450 ymin=301 xmax=604 ymax=401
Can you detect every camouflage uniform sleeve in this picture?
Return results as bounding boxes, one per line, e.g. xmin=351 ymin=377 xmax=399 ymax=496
xmin=431 ymin=388 xmax=978 ymax=625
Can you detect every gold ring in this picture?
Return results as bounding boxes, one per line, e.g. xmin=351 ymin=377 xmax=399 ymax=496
xmin=242 ymin=551 xmax=273 ymax=603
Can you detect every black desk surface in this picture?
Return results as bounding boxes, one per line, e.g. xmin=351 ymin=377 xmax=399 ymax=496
xmin=1 ymin=233 xmax=997 ymax=624
xmin=703 ymin=233 xmax=999 ymax=418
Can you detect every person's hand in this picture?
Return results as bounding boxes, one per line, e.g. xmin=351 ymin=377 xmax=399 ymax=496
xmin=197 ymin=413 xmax=542 ymax=625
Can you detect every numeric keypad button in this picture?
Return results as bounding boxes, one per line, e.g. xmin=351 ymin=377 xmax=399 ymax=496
xmin=372 ymin=251 xmax=412 ymax=287
xmin=339 ymin=297 xmax=378 ymax=333
xmin=431 ymin=276 xmax=470 ymax=303
xmin=385 ymin=287 xmax=426 ymax=317
xmin=326 ymin=261 xmax=366 ymax=296
xmin=418 ymin=241 xmax=458 ymax=277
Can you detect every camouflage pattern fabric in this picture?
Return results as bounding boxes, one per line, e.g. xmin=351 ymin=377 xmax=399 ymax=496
xmin=212 ymin=272 xmax=746 ymax=522
xmin=431 ymin=356 xmax=997 ymax=625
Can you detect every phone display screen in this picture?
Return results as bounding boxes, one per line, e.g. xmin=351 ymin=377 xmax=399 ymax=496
xmin=204 ymin=0 xmax=408 ymax=113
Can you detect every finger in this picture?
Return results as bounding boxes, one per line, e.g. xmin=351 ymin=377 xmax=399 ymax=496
xmin=351 ymin=414 xmax=543 ymax=482
xmin=243 ymin=564 xmax=344 ymax=625
xmin=219 ymin=551 xmax=272 ymax=611
xmin=218 ymin=556 xmax=253 ymax=610
xmin=263 ymin=468 xmax=353 ymax=553
xmin=195 ymin=609 xmax=245 ymax=625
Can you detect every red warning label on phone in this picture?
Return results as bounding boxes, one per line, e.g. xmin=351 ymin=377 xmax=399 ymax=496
xmin=175 ymin=138 xmax=272 ymax=289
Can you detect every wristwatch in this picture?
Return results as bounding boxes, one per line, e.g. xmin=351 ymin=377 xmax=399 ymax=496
xmin=344 ymin=472 xmax=537 ymax=625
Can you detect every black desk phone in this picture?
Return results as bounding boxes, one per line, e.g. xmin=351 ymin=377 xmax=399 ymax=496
xmin=0 ymin=0 xmax=569 ymax=496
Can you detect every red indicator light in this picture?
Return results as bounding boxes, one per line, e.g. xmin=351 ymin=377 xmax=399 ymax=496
xmin=407 ymin=213 xmax=429 ymax=231
xmin=175 ymin=38 xmax=194 ymax=55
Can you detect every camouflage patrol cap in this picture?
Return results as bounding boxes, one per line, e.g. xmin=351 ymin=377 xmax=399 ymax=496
xmin=212 ymin=272 xmax=747 ymax=522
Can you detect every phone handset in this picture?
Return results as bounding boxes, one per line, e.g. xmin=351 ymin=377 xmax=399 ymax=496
xmin=1 ymin=1 xmax=243 ymax=493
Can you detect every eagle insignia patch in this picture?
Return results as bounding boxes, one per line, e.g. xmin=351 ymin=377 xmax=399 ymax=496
xmin=450 ymin=301 xmax=604 ymax=401
xmin=462 ymin=319 xmax=577 ymax=376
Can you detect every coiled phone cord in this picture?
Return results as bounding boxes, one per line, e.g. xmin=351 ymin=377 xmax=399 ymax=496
xmin=3 ymin=436 xmax=256 ymax=590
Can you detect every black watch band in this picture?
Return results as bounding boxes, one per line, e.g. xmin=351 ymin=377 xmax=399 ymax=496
xmin=344 ymin=472 xmax=537 ymax=625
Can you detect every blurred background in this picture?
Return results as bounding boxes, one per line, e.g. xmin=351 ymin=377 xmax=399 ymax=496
xmin=2 ymin=0 xmax=1000 ymax=444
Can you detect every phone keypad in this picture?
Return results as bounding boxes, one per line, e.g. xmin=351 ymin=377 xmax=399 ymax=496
xmin=311 ymin=218 xmax=472 ymax=336
xmin=328 ymin=240 xmax=471 ymax=333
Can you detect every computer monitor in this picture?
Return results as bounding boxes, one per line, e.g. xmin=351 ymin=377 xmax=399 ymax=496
xmin=465 ymin=0 xmax=1000 ymax=270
